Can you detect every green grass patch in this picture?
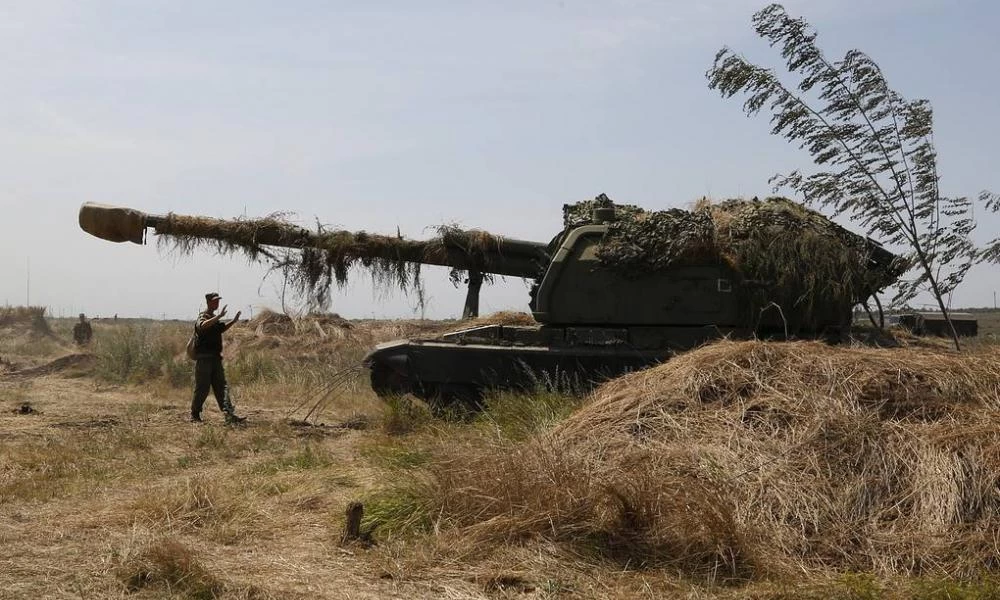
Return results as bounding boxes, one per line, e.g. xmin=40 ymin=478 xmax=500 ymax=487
xmin=362 ymin=443 xmax=430 ymax=470
xmin=164 ymin=356 xmax=191 ymax=388
xmin=381 ymin=395 xmax=432 ymax=435
xmin=908 ymin=577 xmax=1000 ymax=600
xmin=249 ymin=444 xmax=333 ymax=475
xmin=194 ymin=426 xmax=229 ymax=450
xmin=360 ymin=483 xmax=436 ymax=539
xmin=476 ymin=390 xmax=583 ymax=440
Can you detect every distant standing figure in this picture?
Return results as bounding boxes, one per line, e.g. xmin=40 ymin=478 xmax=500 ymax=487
xmin=191 ymin=292 xmax=245 ymax=424
xmin=72 ymin=313 xmax=93 ymax=345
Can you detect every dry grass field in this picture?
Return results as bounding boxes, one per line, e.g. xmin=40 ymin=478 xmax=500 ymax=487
xmin=2 ymin=308 xmax=1000 ymax=599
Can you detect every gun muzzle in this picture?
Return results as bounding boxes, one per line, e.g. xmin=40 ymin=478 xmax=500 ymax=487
xmin=78 ymin=203 xmax=150 ymax=244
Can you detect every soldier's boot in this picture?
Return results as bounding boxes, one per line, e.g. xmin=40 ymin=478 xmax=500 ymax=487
xmin=221 ymin=387 xmax=246 ymax=425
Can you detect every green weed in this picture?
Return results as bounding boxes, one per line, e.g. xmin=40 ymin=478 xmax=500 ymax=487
xmin=909 ymin=577 xmax=1000 ymax=600
xmin=363 ymin=444 xmax=430 ymax=470
xmin=381 ymin=395 xmax=431 ymax=435
xmin=476 ymin=390 xmax=583 ymax=440
xmin=249 ymin=444 xmax=333 ymax=475
xmin=195 ymin=426 xmax=229 ymax=450
xmin=360 ymin=483 xmax=436 ymax=538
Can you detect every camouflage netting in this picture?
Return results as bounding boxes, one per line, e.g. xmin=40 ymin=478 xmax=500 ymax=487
xmin=154 ymin=214 xmax=506 ymax=309
xmin=562 ymin=193 xmax=645 ymax=229
xmin=563 ymin=195 xmax=907 ymax=332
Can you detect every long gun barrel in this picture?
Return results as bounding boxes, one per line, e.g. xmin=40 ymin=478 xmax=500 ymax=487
xmin=78 ymin=203 xmax=549 ymax=279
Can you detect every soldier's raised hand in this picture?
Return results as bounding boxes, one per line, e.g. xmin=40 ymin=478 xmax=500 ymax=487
xmin=220 ymin=304 xmax=228 ymax=317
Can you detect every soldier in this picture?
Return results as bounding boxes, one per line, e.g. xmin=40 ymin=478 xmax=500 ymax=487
xmin=191 ymin=292 xmax=245 ymax=424
xmin=72 ymin=313 xmax=93 ymax=345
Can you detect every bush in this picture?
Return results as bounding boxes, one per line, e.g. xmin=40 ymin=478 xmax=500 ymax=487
xmin=94 ymin=325 xmax=177 ymax=384
xmin=164 ymin=355 xmax=192 ymax=388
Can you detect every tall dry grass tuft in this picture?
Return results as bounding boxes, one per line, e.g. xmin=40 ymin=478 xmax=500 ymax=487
xmin=127 ymin=476 xmax=266 ymax=544
xmin=0 ymin=305 xmax=58 ymax=356
xmin=426 ymin=437 xmax=748 ymax=578
xmin=0 ymin=305 xmax=48 ymax=327
xmin=377 ymin=340 xmax=1000 ymax=581
xmin=115 ymin=535 xmax=223 ymax=599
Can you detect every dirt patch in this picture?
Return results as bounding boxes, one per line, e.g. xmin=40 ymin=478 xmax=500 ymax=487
xmin=0 ymin=356 xmax=18 ymax=373
xmin=50 ymin=417 xmax=120 ymax=430
xmin=287 ymin=414 xmax=372 ymax=437
xmin=5 ymin=353 xmax=96 ymax=379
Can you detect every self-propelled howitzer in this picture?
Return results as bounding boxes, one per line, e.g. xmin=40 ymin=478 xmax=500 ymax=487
xmin=78 ymin=197 xmax=904 ymax=412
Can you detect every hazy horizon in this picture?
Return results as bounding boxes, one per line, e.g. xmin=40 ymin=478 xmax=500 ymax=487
xmin=3 ymin=1 xmax=998 ymax=320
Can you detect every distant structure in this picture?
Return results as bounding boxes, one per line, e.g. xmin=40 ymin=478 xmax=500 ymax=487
xmin=898 ymin=312 xmax=979 ymax=337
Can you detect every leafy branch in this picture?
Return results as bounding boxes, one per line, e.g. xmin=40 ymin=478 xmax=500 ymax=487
xmin=707 ymin=3 xmax=998 ymax=349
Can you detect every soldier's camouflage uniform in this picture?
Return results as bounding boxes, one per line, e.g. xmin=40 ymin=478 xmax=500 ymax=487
xmin=191 ymin=311 xmax=239 ymax=423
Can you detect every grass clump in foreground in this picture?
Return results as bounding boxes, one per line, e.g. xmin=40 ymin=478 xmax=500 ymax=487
xmin=0 ymin=426 xmax=162 ymax=503
xmin=360 ymin=483 xmax=437 ymax=539
xmin=115 ymin=537 xmax=223 ymax=599
xmin=761 ymin=574 xmax=1000 ymax=600
xmin=360 ymin=339 xmax=1000 ymax=587
xmin=126 ymin=477 xmax=266 ymax=544
xmin=359 ymin=390 xmax=586 ymax=541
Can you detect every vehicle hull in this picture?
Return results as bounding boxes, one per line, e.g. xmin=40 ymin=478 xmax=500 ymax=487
xmin=363 ymin=324 xmax=742 ymax=407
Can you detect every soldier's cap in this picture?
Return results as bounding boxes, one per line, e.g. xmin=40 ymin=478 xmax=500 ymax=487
xmin=205 ymin=292 xmax=222 ymax=302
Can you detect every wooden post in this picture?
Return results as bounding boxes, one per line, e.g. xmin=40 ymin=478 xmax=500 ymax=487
xmin=462 ymin=271 xmax=484 ymax=320
xmin=341 ymin=502 xmax=364 ymax=544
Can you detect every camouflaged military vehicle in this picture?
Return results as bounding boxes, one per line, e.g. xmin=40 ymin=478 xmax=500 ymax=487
xmin=78 ymin=195 xmax=904 ymax=411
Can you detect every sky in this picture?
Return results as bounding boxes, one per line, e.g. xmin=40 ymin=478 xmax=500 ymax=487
xmin=1 ymin=0 xmax=998 ymax=320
